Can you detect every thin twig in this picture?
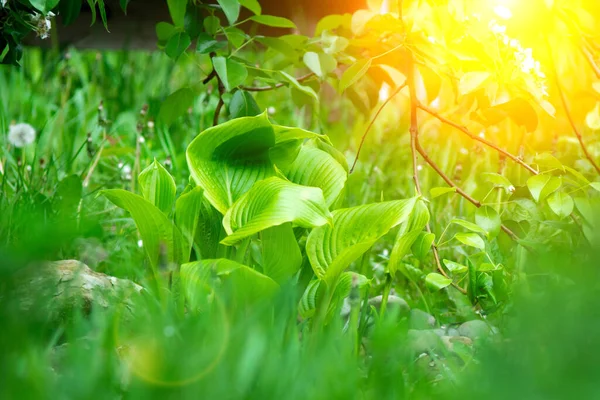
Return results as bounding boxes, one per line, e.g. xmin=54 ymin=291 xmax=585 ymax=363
xmin=213 ymin=96 xmax=224 ymax=126
xmin=547 ymin=41 xmax=600 ymax=175
xmin=582 ymin=45 xmax=600 ymax=79
xmin=417 ymin=103 xmax=539 ymax=175
xmin=407 ymin=59 xmax=467 ymax=294
xmin=241 ymin=72 xmax=315 ymax=92
xmin=350 ymin=82 xmax=407 ymax=173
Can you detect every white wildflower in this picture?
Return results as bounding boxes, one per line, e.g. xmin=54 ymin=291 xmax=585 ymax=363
xmin=147 ymin=120 xmax=155 ymax=129
xmin=121 ymin=164 xmax=132 ymax=180
xmin=31 ymin=12 xmax=55 ymax=40
xmin=267 ymin=106 xmax=276 ymax=115
xmin=417 ymin=165 xmax=423 ymax=171
xmin=138 ymin=136 xmax=145 ymax=144
xmin=8 ymin=123 xmax=36 ymax=147
xmin=137 ymin=239 xmax=143 ymax=248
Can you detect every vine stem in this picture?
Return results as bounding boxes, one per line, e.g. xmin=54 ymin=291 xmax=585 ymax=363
xmin=547 ymin=41 xmax=600 ymax=175
xmin=417 ymin=103 xmax=539 ymax=175
xmin=350 ymin=82 xmax=407 ymax=173
xmin=407 ymin=59 xmax=467 ymax=294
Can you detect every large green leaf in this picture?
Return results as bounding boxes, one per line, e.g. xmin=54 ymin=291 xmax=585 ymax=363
xmin=138 ymin=159 xmax=176 ymax=215
xmin=229 ymin=90 xmax=261 ymax=118
xmin=307 ymin=198 xmax=418 ymax=287
xmin=261 ymin=223 xmax=302 ymax=283
xmin=222 ymin=177 xmax=331 ymax=245
xmin=175 ymin=185 xmax=211 ymax=260
xmin=102 ymin=189 xmax=186 ymax=269
xmin=186 ymin=113 xmax=276 ymax=214
xmin=547 ymin=191 xmax=574 ymax=219
xmin=527 ymin=174 xmax=561 ymax=203
xmin=303 ymin=52 xmax=337 ymax=79
xmin=181 ymin=259 xmax=278 ymax=304
xmin=388 ymin=199 xmax=429 ymax=278
xmin=283 ymin=146 xmax=347 ymax=207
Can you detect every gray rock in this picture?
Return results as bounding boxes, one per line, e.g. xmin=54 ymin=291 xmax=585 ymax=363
xmin=368 ymin=295 xmax=410 ymax=316
xmin=15 ymin=260 xmax=143 ymax=320
xmin=409 ymin=309 xmax=436 ymax=329
xmin=447 ymin=327 xmax=460 ymax=337
xmin=407 ymin=329 xmax=444 ymax=354
xmin=440 ymin=335 xmax=473 ymax=352
xmin=458 ymin=320 xmax=493 ymax=340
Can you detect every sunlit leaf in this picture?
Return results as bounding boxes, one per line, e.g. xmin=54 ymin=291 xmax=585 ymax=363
xmin=186 ymin=112 xmax=276 ymax=214
xmin=547 ymin=191 xmax=574 ymax=219
xmin=411 ymin=232 xmax=435 ymax=261
xmin=459 ymin=72 xmax=490 ymax=95
xmin=430 ymin=187 xmax=456 ymax=198
xmin=138 ymin=159 xmax=177 ymax=215
xmin=212 ymin=56 xmax=248 ymax=92
xmin=586 ymin=103 xmax=600 ymax=130
xmin=339 ymin=59 xmax=371 ymax=92
xmin=443 ymin=259 xmax=468 ymax=274
xmin=303 ymin=52 xmax=337 ymax=79
xmin=455 ymin=232 xmax=485 ymax=250
xmin=425 ymin=273 xmax=452 ymax=291
xmin=222 ymin=177 xmax=331 ymax=245
xmin=389 ymin=199 xmax=429 ymax=278
xmin=239 ymin=0 xmax=261 ymax=15
xmin=527 ymin=174 xmax=562 ymax=203
xmin=250 ymin=15 xmax=296 ymax=29
xmin=475 ymin=206 xmax=501 ymax=239
xmin=451 ymin=219 xmax=487 ymax=235
xmin=229 ymin=90 xmax=261 ymax=118
xmin=307 ymin=198 xmax=418 ymax=287
xmin=261 ymin=223 xmax=302 ymax=283
xmin=216 ymin=0 xmax=240 ymax=25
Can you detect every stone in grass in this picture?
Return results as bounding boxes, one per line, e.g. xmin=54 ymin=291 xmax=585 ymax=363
xmin=368 ymin=295 xmax=410 ymax=316
xmin=408 ymin=309 xmax=436 ymax=330
xmin=15 ymin=260 xmax=143 ymax=321
xmin=458 ymin=319 xmax=494 ymax=340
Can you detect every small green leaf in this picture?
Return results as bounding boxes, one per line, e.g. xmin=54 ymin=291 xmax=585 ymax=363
xmin=527 ymin=174 xmax=561 ymax=202
xmin=459 ymin=72 xmax=491 ymax=95
xmin=303 ymin=52 xmax=337 ymax=79
xmin=138 ymin=159 xmax=177 ymax=215
xmin=547 ymin=191 xmax=574 ymax=219
xmin=250 ymin=15 xmax=297 ymax=29
xmin=475 ymin=206 xmax=501 ymax=239
xmin=451 ymin=219 xmax=487 ymax=235
xmin=156 ymin=22 xmax=176 ymax=43
xmin=203 ymin=16 xmax=221 ymax=35
xmin=60 ymin=0 xmax=83 ymax=25
xmin=212 ymin=56 xmax=248 ymax=92
xmin=443 ymin=259 xmax=468 ymax=274
xmin=425 ymin=273 xmax=453 ymax=291
xmin=196 ymin=33 xmax=226 ymax=54
xmin=534 ymin=153 xmax=564 ymax=172
xmin=455 ymin=232 xmax=485 ymax=250
xmin=239 ymin=0 xmax=261 ymax=14
xmin=157 ymin=88 xmax=195 ymax=127
xmin=339 ymin=59 xmax=371 ymax=92
xmin=279 ymin=71 xmax=319 ymax=105
xmin=217 ymin=0 xmax=241 ymax=25
xmin=482 ymin=172 xmax=514 ymax=194
xmin=30 ymin=0 xmax=60 ymax=14
xmin=389 ymin=199 xmax=430 ymax=278
xmin=167 ymin=0 xmax=187 ymax=26
xmin=590 ymin=182 xmax=600 ymax=192
xmin=165 ymin=32 xmax=191 ymax=60
xmin=229 ymin=90 xmax=261 ymax=118
xmin=430 ymin=187 xmax=457 ymax=199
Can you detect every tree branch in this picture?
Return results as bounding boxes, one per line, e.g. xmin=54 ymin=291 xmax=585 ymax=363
xmin=417 ymin=103 xmax=539 ymax=175
xmin=548 ymin=42 xmax=600 ymax=175
xmin=407 ymin=60 xmax=467 ymax=294
xmin=241 ymin=73 xmax=315 ymax=92
xmin=350 ymin=82 xmax=407 ymax=173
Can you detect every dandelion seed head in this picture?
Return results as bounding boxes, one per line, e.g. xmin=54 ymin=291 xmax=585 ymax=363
xmin=8 ymin=123 xmax=36 ymax=147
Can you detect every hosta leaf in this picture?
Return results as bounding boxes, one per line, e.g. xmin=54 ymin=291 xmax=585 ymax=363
xmin=102 ymin=189 xmax=186 ymax=269
xmin=269 ymin=126 xmax=329 ymax=169
xmin=430 ymin=187 xmax=456 ymax=198
xmin=298 ymin=272 xmax=369 ymax=319
xmin=307 ymin=198 xmax=418 ymax=287
xmin=212 ymin=56 xmax=248 ymax=92
xmin=175 ymin=186 xmax=204 ymax=259
xmin=547 ymin=191 xmax=574 ymax=219
xmin=138 ymin=159 xmax=176 ymax=215
xmin=181 ymin=259 xmax=278 ymax=304
xmin=389 ymin=199 xmax=430 ymax=278
xmin=425 ymin=273 xmax=452 ymax=291
xmin=216 ymin=0 xmax=240 ymax=25
xmin=475 ymin=206 xmax=501 ymax=239
xmin=283 ymin=146 xmax=347 ymax=207
xmin=250 ymin=15 xmax=296 ymax=29
xmin=261 ymin=223 xmax=302 ymax=283
xmin=527 ymin=174 xmax=561 ymax=202
xmin=451 ymin=219 xmax=487 ymax=235
xmin=455 ymin=232 xmax=485 ymax=250
xmin=222 ymin=177 xmax=331 ymax=245
xmin=339 ymin=59 xmax=371 ymax=92
xmin=186 ymin=113 xmax=276 ymax=214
